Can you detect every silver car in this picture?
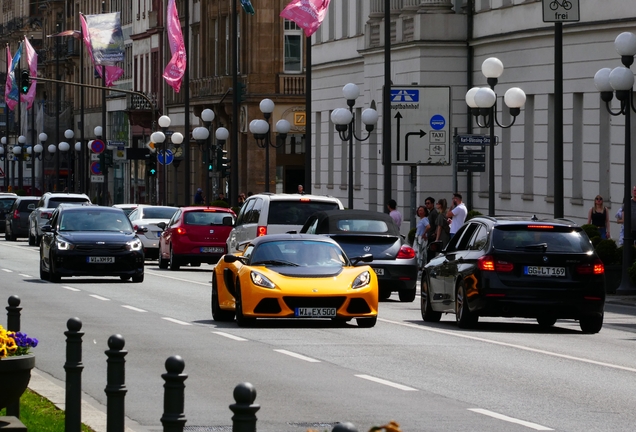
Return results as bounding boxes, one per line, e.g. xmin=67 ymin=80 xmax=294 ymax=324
xmin=128 ymin=205 xmax=179 ymax=259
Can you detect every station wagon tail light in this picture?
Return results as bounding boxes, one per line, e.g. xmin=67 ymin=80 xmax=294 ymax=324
xmin=576 ymin=259 xmax=604 ymax=275
xmin=397 ymin=245 xmax=416 ymax=259
xmin=12 ymin=210 xmax=19 ymax=219
xmin=176 ymin=227 xmax=187 ymax=235
xmin=478 ymin=255 xmax=513 ymax=272
xmin=257 ymin=226 xmax=267 ymax=237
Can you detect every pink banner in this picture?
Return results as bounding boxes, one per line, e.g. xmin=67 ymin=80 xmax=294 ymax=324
xmin=163 ymin=0 xmax=186 ymax=93
xmin=80 ymin=14 xmax=124 ymax=87
xmin=4 ymin=46 xmax=13 ymax=110
xmin=21 ymin=36 xmax=38 ymax=109
xmin=280 ymin=0 xmax=331 ymax=37
xmin=5 ymin=44 xmax=20 ymax=111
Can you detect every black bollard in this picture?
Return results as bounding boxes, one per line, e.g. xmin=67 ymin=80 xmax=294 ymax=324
xmin=6 ymin=295 xmax=21 ymax=332
xmin=5 ymin=295 xmax=22 ymax=418
xmin=104 ymin=334 xmax=127 ymax=432
xmin=64 ymin=318 xmax=84 ymax=432
xmin=229 ymin=382 xmax=260 ymax=432
xmin=160 ymin=355 xmax=188 ymax=432
xmin=332 ymin=422 xmax=358 ymax=432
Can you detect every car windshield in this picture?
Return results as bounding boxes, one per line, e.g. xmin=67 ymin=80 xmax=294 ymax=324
xmin=250 ymin=240 xmax=346 ymax=267
xmin=492 ymin=226 xmax=593 ymax=253
xmin=267 ymin=201 xmax=340 ymax=225
xmin=142 ymin=207 xmax=178 ymax=219
xmin=60 ymin=211 xmax=133 ymax=232
xmin=184 ymin=211 xmax=233 ymax=225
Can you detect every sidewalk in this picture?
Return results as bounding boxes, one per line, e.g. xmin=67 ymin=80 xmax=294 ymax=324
xmin=606 ymin=294 xmax=636 ymax=307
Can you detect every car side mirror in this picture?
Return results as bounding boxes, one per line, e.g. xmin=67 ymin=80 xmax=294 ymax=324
xmin=222 ymin=216 xmax=234 ymax=226
xmin=156 ymin=222 xmax=166 ymax=230
xmin=351 ymin=253 xmax=373 ymax=265
xmin=41 ymin=225 xmax=53 ymax=233
xmin=224 ymin=254 xmax=245 ymax=264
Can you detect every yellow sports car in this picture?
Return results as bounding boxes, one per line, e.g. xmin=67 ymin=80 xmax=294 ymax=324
xmin=211 ymin=234 xmax=379 ymax=327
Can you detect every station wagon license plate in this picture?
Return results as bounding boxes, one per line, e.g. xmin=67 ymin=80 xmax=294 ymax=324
xmin=524 ymin=266 xmax=565 ymax=277
xmin=87 ymin=256 xmax=115 ymax=264
xmin=200 ymin=247 xmax=224 ymax=253
xmin=373 ymin=268 xmax=384 ymax=276
xmin=295 ymin=307 xmax=337 ymax=318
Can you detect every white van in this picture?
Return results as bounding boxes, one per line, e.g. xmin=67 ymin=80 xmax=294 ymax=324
xmin=226 ymin=193 xmax=344 ymax=253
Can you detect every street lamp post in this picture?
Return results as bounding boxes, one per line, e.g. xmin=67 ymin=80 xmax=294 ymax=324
xmin=63 ymin=129 xmax=74 ymax=191
xmin=330 ymin=83 xmax=379 ymax=209
xmin=58 ymin=140 xmax=71 ymax=191
xmin=201 ymin=109 xmax=215 ymax=204
xmin=594 ymin=31 xmax=636 ymax=294
xmin=150 ymin=130 xmax=165 ymax=206
xmin=74 ymin=141 xmax=82 ymax=193
xmin=15 ymin=135 xmax=26 ymax=191
xmin=170 ymin=132 xmax=184 ymax=206
xmin=192 ymin=126 xmax=210 ymax=202
xmin=33 ymin=133 xmax=48 ymax=193
xmin=158 ymin=115 xmax=171 ymax=205
xmin=465 ymin=57 xmax=526 ymax=216
xmin=249 ymin=99 xmax=291 ymax=193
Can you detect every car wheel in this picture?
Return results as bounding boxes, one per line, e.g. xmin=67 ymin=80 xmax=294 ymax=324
xmin=537 ymin=316 xmax=557 ymax=328
xmin=379 ymin=287 xmax=392 ymax=300
xmin=356 ymin=317 xmax=377 ymax=328
xmin=211 ymin=273 xmax=235 ymax=322
xmin=579 ymin=313 xmax=603 ymax=334
xmin=235 ymin=281 xmax=256 ymax=327
xmin=49 ymin=266 xmax=61 ymax=283
xmin=120 ymin=276 xmax=131 ymax=281
xmin=398 ymin=288 xmax=416 ymax=303
xmin=39 ymin=258 xmax=49 ymax=281
xmin=28 ymin=230 xmax=35 ymax=246
xmin=132 ymin=274 xmax=144 ymax=283
xmin=169 ymin=248 xmax=180 ymax=271
xmin=455 ymin=282 xmax=477 ymax=329
xmin=158 ymin=246 xmax=169 ymax=269
xmin=421 ymin=276 xmax=442 ymax=322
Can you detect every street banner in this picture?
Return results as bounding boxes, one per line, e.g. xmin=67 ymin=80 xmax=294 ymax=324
xmin=240 ymin=0 xmax=255 ymax=15
xmin=21 ymin=36 xmax=38 ymax=109
xmin=163 ymin=0 xmax=186 ymax=93
xmin=280 ymin=0 xmax=331 ymax=37
xmin=82 ymin=12 xmax=125 ymax=65
xmin=79 ymin=14 xmax=124 ymax=87
xmin=5 ymin=43 xmax=21 ymax=111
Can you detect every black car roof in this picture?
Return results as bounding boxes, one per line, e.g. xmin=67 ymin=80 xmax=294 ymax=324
xmin=469 ymin=215 xmax=580 ymax=228
xmin=301 ymin=209 xmax=400 ymax=235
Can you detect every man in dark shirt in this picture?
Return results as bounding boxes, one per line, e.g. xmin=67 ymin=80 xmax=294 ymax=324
xmin=425 ymin=196 xmax=437 ymax=242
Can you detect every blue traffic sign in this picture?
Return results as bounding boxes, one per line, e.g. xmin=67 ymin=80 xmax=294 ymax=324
xmin=90 ymin=161 xmax=102 ymax=175
xmin=430 ymin=115 xmax=446 ymax=131
xmin=157 ymin=149 xmax=174 ymax=165
xmin=91 ymin=139 xmax=105 ymax=154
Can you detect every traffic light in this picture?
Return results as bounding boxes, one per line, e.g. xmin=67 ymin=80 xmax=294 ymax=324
xmin=147 ymin=155 xmax=157 ymax=177
xmin=20 ymin=71 xmax=30 ymax=94
xmin=236 ymin=82 xmax=246 ymax=102
xmin=219 ymin=149 xmax=230 ymax=178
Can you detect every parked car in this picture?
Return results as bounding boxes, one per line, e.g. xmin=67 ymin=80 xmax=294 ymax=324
xmin=127 ymin=205 xmax=179 ymax=259
xmin=212 ymin=234 xmax=378 ymax=327
xmin=112 ymin=203 xmax=138 ymax=217
xmin=39 ymin=205 xmax=145 ymax=283
xmin=421 ymin=216 xmax=606 ymax=333
xmin=226 ymin=193 xmax=344 ymax=253
xmin=28 ymin=192 xmax=92 ymax=245
xmin=300 ymin=209 xmax=418 ymax=302
xmin=157 ymin=206 xmax=236 ymax=270
xmin=0 ymin=194 xmax=19 ymax=233
xmin=5 ymin=196 xmax=40 ymax=241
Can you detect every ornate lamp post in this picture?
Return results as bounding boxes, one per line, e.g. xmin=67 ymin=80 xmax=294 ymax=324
xmin=157 ymin=115 xmax=172 ymax=205
xmin=62 ymin=129 xmax=74 ymax=191
xmin=170 ymin=131 xmax=184 ymax=205
xmin=215 ymin=127 xmax=230 ymax=201
xmin=33 ymin=133 xmax=49 ymax=193
xmin=330 ymin=83 xmax=379 ymax=209
xmin=249 ymin=99 xmax=291 ymax=193
xmin=14 ymin=135 xmax=27 ymax=191
xmin=465 ymin=57 xmax=526 ymax=216
xmin=192 ymin=125 xmax=210 ymax=202
xmin=150 ymin=130 xmax=165 ymax=206
xmin=58 ymin=141 xmax=70 ymax=191
xmin=594 ymin=31 xmax=636 ymax=294
xmin=74 ymin=141 xmax=82 ymax=193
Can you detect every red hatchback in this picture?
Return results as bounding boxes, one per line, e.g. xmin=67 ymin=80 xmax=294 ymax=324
xmin=157 ymin=206 xmax=236 ymax=270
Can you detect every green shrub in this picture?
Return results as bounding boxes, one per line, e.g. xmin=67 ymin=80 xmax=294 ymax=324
xmin=466 ymin=210 xmax=483 ymax=221
xmin=209 ymin=199 xmax=230 ymax=208
xmin=615 ymin=245 xmax=636 ymax=265
xmin=407 ymin=227 xmax=416 ymax=246
xmin=595 ymin=239 xmax=619 ymax=265
xmin=581 ymin=224 xmax=600 ymax=241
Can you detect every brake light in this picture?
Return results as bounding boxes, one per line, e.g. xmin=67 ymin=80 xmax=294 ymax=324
xmin=176 ymin=227 xmax=187 ymax=235
xmin=478 ymin=255 xmax=513 ymax=272
xmin=12 ymin=210 xmax=19 ymax=219
xmin=527 ymin=225 xmax=554 ymax=229
xmin=576 ymin=259 xmax=604 ymax=275
xmin=257 ymin=226 xmax=267 ymax=237
xmin=397 ymin=245 xmax=416 ymax=259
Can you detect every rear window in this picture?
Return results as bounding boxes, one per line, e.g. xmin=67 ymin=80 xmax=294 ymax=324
xmin=267 ymin=201 xmax=340 ymax=226
xmin=142 ymin=208 xmax=178 ymax=219
xmin=48 ymin=198 xmax=90 ymax=208
xmin=336 ymin=219 xmax=389 ymax=233
xmin=184 ymin=211 xmax=233 ymax=226
xmin=0 ymin=198 xmax=16 ymax=210
xmin=18 ymin=201 xmax=37 ymax=211
xmin=492 ymin=226 xmax=593 ymax=253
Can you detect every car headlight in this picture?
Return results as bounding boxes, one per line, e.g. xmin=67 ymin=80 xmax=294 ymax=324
xmin=250 ymin=271 xmax=275 ymax=289
xmin=56 ymin=237 xmax=75 ymax=251
xmin=352 ymin=271 xmax=371 ymax=289
xmin=126 ymin=238 xmax=143 ymax=251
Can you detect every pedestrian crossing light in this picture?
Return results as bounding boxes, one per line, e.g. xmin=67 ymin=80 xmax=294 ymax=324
xmin=147 ymin=157 xmax=157 ymax=176
xmin=20 ymin=71 xmax=30 ymax=94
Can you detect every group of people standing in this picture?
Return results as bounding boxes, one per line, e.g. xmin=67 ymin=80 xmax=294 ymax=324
xmin=589 ymin=186 xmax=636 ymax=246
xmin=414 ymin=193 xmax=468 ymax=269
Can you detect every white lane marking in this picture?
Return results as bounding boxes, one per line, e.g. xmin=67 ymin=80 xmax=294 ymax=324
xmin=213 ymin=331 xmax=248 ymax=341
xmin=145 ymin=269 xmax=209 ymax=286
xmin=89 ymin=295 xmax=110 ymax=301
xmin=2 ymin=269 xmax=12 ymax=272
xmin=122 ymin=305 xmax=147 ymax=313
xmin=469 ymin=408 xmax=553 ymax=431
xmin=355 ymin=374 xmax=418 ymax=391
xmin=62 ymin=286 xmax=81 ymax=292
xmin=162 ymin=317 xmax=192 ymax=326
xmin=19 ymin=273 xmax=31 ymax=277
xmin=274 ymin=349 xmax=321 ymax=363
xmin=379 ymin=318 xmax=636 ymax=374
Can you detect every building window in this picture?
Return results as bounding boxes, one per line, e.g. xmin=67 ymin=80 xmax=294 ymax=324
xmin=284 ymin=19 xmax=302 ymax=73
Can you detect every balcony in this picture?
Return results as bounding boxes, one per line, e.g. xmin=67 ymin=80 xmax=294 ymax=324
xmin=126 ymin=92 xmax=158 ymax=129
xmin=279 ymin=74 xmax=305 ymax=95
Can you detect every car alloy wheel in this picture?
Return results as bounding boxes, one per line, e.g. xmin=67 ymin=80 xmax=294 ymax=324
xmin=211 ymin=273 xmax=235 ymax=322
xmin=421 ymin=276 xmax=442 ymax=322
xmin=455 ymin=282 xmax=477 ymax=329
